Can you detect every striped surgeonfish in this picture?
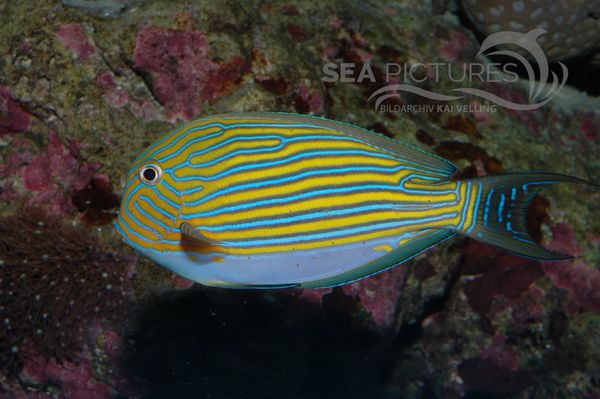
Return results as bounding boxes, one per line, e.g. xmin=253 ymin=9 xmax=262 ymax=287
xmin=115 ymin=112 xmax=590 ymax=289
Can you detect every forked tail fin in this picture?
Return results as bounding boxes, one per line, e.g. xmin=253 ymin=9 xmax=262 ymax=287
xmin=459 ymin=172 xmax=593 ymax=260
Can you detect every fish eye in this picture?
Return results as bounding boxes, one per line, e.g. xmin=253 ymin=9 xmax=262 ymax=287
xmin=139 ymin=164 xmax=163 ymax=186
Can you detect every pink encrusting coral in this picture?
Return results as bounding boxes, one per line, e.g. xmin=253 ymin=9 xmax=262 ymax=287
xmin=45 ymin=358 xmax=112 ymax=399
xmin=0 ymin=129 xmax=119 ymax=222
xmin=19 ymin=131 xmax=103 ymax=216
xmin=133 ymin=26 xmax=248 ymax=122
xmin=342 ymin=266 xmax=407 ymax=330
xmin=298 ymin=287 xmax=332 ymax=305
xmin=101 ymin=88 xmax=130 ymax=108
xmin=56 ymin=23 xmax=96 ymax=60
xmin=20 ymin=352 xmax=112 ymax=399
xmin=96 ymin=71 xmax=159 ymax=121
xmin=172 ymin=275 xmax=195 ymax=290
xmin=294 ymin=83 xmax=324 ymax=114
xmin=295 ymin=265 xmax=406 ymax=330
xmin=95 ymin=72 xmax=117 ymax=90
xmin=0 ymin=86 xmax=31 ymax=135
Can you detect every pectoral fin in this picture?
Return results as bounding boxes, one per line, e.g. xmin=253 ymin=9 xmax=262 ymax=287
xmin=179 ymin=222 xmax=219 ymax=246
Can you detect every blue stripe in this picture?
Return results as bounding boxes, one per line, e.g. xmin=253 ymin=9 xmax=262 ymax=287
xmin=466 ymin=182 xmax=482 ymax=234
xmin=137 ymin=119 xmax=203 ymax=160
xmin=174 ymin=134 xmax=451 ymax=178
xmin=201 ymin=202 xmax=458 ymax=232
xmin=119 ymin=180 xmax=179 ymax=246
xmin=173 ymin=133 xmax=296 ymax=166
xmin=151 ymin=186 xmax=180 ymax=211
xmin=456 ymin=182 xmax=472 ymax=231
xmin=122 ymin=183 xmax=143 ymax=225
xmin=134 ymin=202 xmax=168 ymax=236
xmin=185 ymin=135 xmax=358 ymax=167
xmin=401 ymin=172 xmax=460 ymax=196
xmin=522 ymin=181 xmax=552 ymax=192
xmin=180 ymin=149 xmax=398 ymax=181
xmin=114 ymin=221 xmax=149 ymax=253
xmin=227 ymin=213 xmax=459 ymax=248
xmin=161 ymin=179 xmax=182 ymax=198
xmin=118 ymin=185 xmax=188 ymax=247
xmin=483 ymin=188 xmax=494 ymax=227
xmin=174 ymin=142 xmax=286 ymax=175
xmin=139 ymin=196 xmax=177 ymax=222
xmin=158 ymin=129 xmax=228 ymax=163
xmin=184 ymin=167 xmax=457 ymax=207
xmin=182 ymin=183 xmax=458 ymax=219
xmin=398 ymin=174 xmax=453 ymax=195
xmin=497 ymin=193 xmax=506 ymax=223
xmin=510 ymin=188 xmax=517 ymax=201
xmin=506 ymin=221 xmax=527 ymax=237
xmin=513 ymin=235 xmax=534 ymax=244
xmin=135 ymin=198 xmax=176 ymax=231
xmin=151 ymin=122 xmax=329 ymax=161
xmin=117 ymin=213 xmax=181 ymax=247
xmin=120 ymin=184 xmax=180 ymax=246
xmin=119 ymin=209 xmax=457 ymax=250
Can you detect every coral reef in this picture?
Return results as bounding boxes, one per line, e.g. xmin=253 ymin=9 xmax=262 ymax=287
xmin=0 ymin=0 xmax=598 ymax=397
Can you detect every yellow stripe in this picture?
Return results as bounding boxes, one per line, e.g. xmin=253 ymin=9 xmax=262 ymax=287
xmin=199 ymin=191 xmax=455 ymax=226
xmin=205 ymin=207 xmax=459 ymax=242
xmin=185 ymin=170 xmax=455 ymax=214
xmin=461 ymin=183 xmax=480 ymax=232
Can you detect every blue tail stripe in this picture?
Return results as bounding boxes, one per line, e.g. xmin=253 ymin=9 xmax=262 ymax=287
xmin=483 ymin=188 xmax=494 ymax=227
xmin=497 ymin=193 xmax=506 ymax=223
